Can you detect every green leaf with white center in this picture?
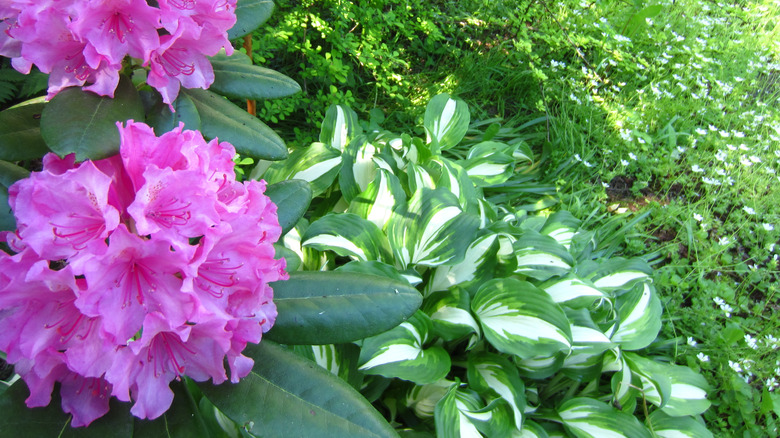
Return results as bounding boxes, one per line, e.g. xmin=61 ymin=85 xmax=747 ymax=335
xmin=435 ymin=386 xmax=514 ymax=438
xmin=292 ymin=343 xmax=363 ymax=391
xmin=558 ymin=397 xmax=652 ymax=438
xmin=423 ymin=288 xmax=481 ymax=345
xmin=432 ymin=157 xmax=481 ymax=214
xmin=406 ymin=379 xmax=455 ymax=419
xmin=339 ymin=136 xmax=377 ymax=202
xmin=358 ymin=311 xmax=450 ymax=385
xmin=386 ymin=187 xmax=480 ymax=269
xmin=472 ymin=278 xmax=572 ymax=359
xmin=515 ymin=420 xmax=551 ymax=438
xmin=406 ymin=161 xmax=436 ymax=195
xmin=459 ymin=141 xmax=518 ymax=187
xmin=624 ymin=353 xmax=710 ymax=417
xmin=610 ymin=354 xmax=638 ymax=413
xmin=561 ymin=326 xmax=615 ymax=381
xmin=541 ymin=275 xmax=609 ymax=309
xmin=582 ymin=258 xmax=652 ymax=291
xmin=608 ymin=283 xmax=662 ymax=350
xmin=429 ymin=232 xmax=499 ymax=293
xmin=646 ymin=411 xmax=713 ymax=438
xmin=540 ymin=211 xmax=581 ymax=250
xmin=513 ymin=230 xmax=575 ymax=281
xmin=320 ymin=104 xmax=362 ymax=152
xmin=348 ymin=169 xmax=406 ymax=231
xmin=515 ymin=352 xmax=566 ymax=379
xmin=424 ymin=93 xmax=470 ymax=152
xmin=302 ymin=213 xmax=393 ymax=263
xmin=263 ymin=142 xmax=342 ymax=197
xmin=467 ymin=352 xmax=526 ymax=430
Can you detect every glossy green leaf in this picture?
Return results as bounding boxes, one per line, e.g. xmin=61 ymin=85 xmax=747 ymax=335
xmin=181 ymin=88 xmax=287 ymax=161
xmin=423 ymin=93 xmax=469 ymax=152
xmin=228 ymin=0 xmax=275 ymax=39
xmin=0 ymin=101 xmax=49 ymax=160
xmin=358 ymin=311 xmax=451 ymax=385
xmin=146 ymin=92 xmax=201 ymax=134
xmin=303 ymin=213 xmax=393 ymax=262
xmin=40 ymin=75 xmax=144 ymax=161
xmin=0 ymin=380 xmax=133 ymax=437
xmin=472 ymin=278 xmax=572 ymax=359
xmin=210 ymin=53 xmax=300 ymax=100
xmin=0 ymin=160 xmax=29 ymax=188
xmin=132 ymin=380 xmax=209 ymax=438
xmin=558 ymin=397 xmax=652 ymax=438
xmin=199 ymin=341 xmax=398 ymax=438
xmin=265 ymin=179 xmax=312 ymax=236
xmin=0 ymin=185 xmax=13 ymax=232
xmin=266 ymin=271 xmax=421 ymax=345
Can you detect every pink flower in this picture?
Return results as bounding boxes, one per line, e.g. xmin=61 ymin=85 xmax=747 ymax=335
xmin=0 ymin=121 xmax=287 ymax=425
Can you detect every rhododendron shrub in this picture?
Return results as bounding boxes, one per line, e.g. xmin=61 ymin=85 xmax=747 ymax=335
xmin=0 ymin=121 xmax=287 ymax=426
xmin=0 ymin=0 xmax=237 ymax=104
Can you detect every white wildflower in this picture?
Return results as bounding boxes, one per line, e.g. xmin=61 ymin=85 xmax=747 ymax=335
xmin=692 ymin=164 xmax=704 ymax=173
xmin=697 ymin=352 xmax=710 ymax=362
xmin=719 ymin=236 xmax=730 ymax=245
xmin=743 ymin=206 xmax=756 ymax=215
xmin=687 ymin=337 xmax=698 ymax=347
xmin=763 ymin=223 xmax=775 ymax=231
xmin=745 ymin=334 xmax=759 ymax=349
xmin=629 ymin=152 xmax=637 ymax=160
xmin=694 ymin=213 xmax=703 ymax=221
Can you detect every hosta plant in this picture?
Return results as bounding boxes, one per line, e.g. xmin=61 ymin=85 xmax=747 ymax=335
xmin=264 ymin=94 xmax=713 ymax=437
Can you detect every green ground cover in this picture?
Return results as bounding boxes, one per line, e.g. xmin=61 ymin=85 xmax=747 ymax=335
xmin=248 ymin=0 xmax=780 ymax=435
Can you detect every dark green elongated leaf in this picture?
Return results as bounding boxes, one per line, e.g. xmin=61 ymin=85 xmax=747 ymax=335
xmin=0 ymin=101 xmax=49 ymax=160
xmin=146 ymin=92 xmax=202 ymax=134
xmin=199 ymin=341 xmax=399 ymax=438
xmin=265 ymin=179 xmax=312 ymax=236
xmin=40 ymin=75 xmax=144 ymax=161
xmin=132 ymin=380 xmax=210 ymax=438
xmin=181 ymin=88 xmax=287 ymax=161
xmin=210 ymin=54 xmax=301 ymax=100
xmin=228 ymin=0 xmax=275 ymax=39
xmin=0 ymin=160 xmax=29 ymax=188
xmin=266 ymin=271 xmax=421 ymax=345
xmin=0 ymin=185 xmax=16 ymax=231
xmin=0 ymin=381 xmax=133 ymax=437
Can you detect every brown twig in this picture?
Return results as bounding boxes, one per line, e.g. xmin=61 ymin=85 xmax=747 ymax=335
xmin=243 ymin=35 xmax=256 ymax=116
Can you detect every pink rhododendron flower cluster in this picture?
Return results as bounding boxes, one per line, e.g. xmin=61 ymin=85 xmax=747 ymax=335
xmin=0 ymin=121 xmax=286 ymax=426
xmin=0 ymin=0 xmax=236 ymax=104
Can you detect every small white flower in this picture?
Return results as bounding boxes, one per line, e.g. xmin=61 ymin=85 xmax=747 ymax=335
xmin=583 ymin=160 xmax=593 ymax=168
xmin=695 ymin=128 xmax=707 ymax=135
xmin=621 ymin=159 xmax=629 ymax=166
xmin=693 ymin=213 xmax=703 ymax=221
xmin=767 ymin=377 xmax=778 ymax=391
xmin=628 ymin=152 xmax=638 ymax=160
xmin=745 ymin=334 xmax=759 ymax=349
xmin=574 ymin=153 xmax=582 ymax=162
xmin=697 ymin=352 xmax=710 ymax=362
xmin=719 ymin=130 xmax=730 ymax=138
xmin=602 ymin=182 xmax=610 ymax=188
xmin=743 ymin=206 xmax=756 ymax=215
xmin=691 ymin=164 xmax=704 ymax=173
xmin=729 ymin=360 xmax=743 ymax=373
xmin=719 ymin=236 xmax=730 ymax=245
xmin=764 ymin=334 xmax=779 ymax=349
xmin=763 ymin=223 xmax=775 ymax=231
xmin=687 ymin=337 xmax=698 ymax=347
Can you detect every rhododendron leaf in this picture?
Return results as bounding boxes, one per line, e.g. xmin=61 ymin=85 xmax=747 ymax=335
xmin=0 ymin=160 xmax=29 ymax=188
xmin=0 ymin=101 xmax=50 ymax=161
xmin=132 ymin=380 xmax=209 ymax=438
xmin=302 ymin=213 xmax=394 ymax=263
xmin=0 ymin=185 xmax=15 ymax=232
xmin=0 ymin=381 xmax=133 ymax=437
xmin=358 ymin=311 xmax=451 ymax=385
xmin=265 ymin=179 xmax=312 ymax=236
xmin=182 ymin=88 xmax=287 ymax=161
xmin=558 ymin=397 xmax=652 ymax=438
xmin=146 ymin=93 xmax=201 ymax=135
xmin=266 ymin=271 xmax=421 ymax=345
xmin=199 ymin=341 xmax=398 ymax=438
xmin=40 ymin=75 xmax=144 ymax=161
xmin=210 ymin=53 xmax=301 ymax=100
xmin=228 ymin=0 xmax=275 ymax=39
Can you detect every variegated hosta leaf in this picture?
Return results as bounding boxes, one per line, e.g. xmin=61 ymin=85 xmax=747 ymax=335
xmin=358 ymin=311 xmax=450 ymax=385
xmin=646 ymin=411 xmax=713 ymax=438
xmin=513 ymin=230 xmax=575 ymax=281
xmin=406 ymin=161 xmax=436 ymax=195
xmin=347 ymin=169 xmax=406 ymax=231
xmin=558 ymin=397 xmax=652 ymax=438
xmin=406 ymin=379 xmax=455 ymax=418
xmin=432 ymin=157 xmax=481 ymax=215
xmin=386 ymin=187 xmax=480 ymax=269
xmin=608 ymin=283 xmax=662 ymax=350
xmin=541 ymin=275 xmax=610 ymax=310
xmin=429 ymin=232 xmax=499 ymax=293
xmin=513 ymin=142 xmax=535 ymax=171
xmin=459 ymin=141 xmax=519 ymax=187
xmin=472 ymin=278 xmax=572 ymax=359
xmin=609 ymin=353 xmax=639 ymax=413
xmin=515 ymin=352 xmax=566 ymax=379
xmin=319 ymin=104 xmax=362 ymax=152
xmin=292 ymin=343 xmax=363 ymax=390
xmin=423 ymin=288 xmax=481 ymax=345
xmin=263 ymin=141 xmax=342 ymax=197
xmin=339 ymin=135 xmax=377 ymax=203
xmin=624 ymin=353 xmax=711 ymax=417
xmin=581 ymin=258 xmax=653 ymax=291
xmin=424 ymin=93 xmax=470 ymax=152
xmin=302 ymin=213 xmax=393 ymax=263
xmin=513 ymin=420 xmax=550 ymax=438
xmin=540 ymin=210 xmax=581 ymax=250
xmin=467 ymin=352 xmax=526 ymax=430
xmin=435 ymin=385 xmax=513 ymax=438
xmin=561 ymin=326 xmax=615 ymax=381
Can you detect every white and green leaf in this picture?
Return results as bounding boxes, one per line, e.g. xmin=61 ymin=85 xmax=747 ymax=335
xmin=646 ymin=411 xmax=713 ymax=438
xmin=540 ymin=210 xmax=581 ymax=250
xmin=347 ymin=169 xmax=406 ymax=231
xmin=459 ymin=141 xmax=519 ymax=187
xmin=424 ymin=93 xmax=470 ymax=152
xmin=263 ymin=141 xmax=342 ymax=197
xmin=320 ymin=104 xmax=362 ymax=152
xmin=541 ymin=275 xmax=609 ymax=309
xmin=429 ymin=232 xmax=499 ymax=293
xmin=608 ymin=283 xmax=662 ymax=350
xmin=558 ymin=397 xmax=652 ymax=438
xmin=302 ymin=213 xmax=393 ymax=263
xmin=424 ymin=288 xmax=481 ymax=346
xmin=467 ymin=352 xmax=527 ymax=430
xmin=513 ymin=230 xmax=575 ymax=281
